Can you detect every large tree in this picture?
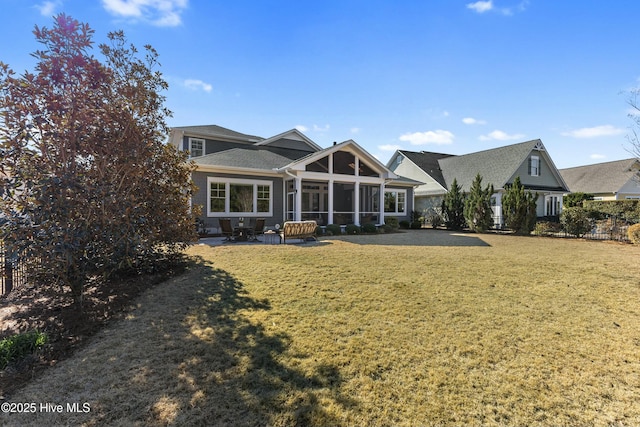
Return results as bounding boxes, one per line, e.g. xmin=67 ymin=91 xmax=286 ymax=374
xmin=627 ymin=87 xmax=640 ymax=160
xmin=502 ymin=176 xmax=538 ymax=235
xmin=464 ymin=173 xmax=494 ymax=232
xmin=0 ymin=15 xmax=197 ymax=308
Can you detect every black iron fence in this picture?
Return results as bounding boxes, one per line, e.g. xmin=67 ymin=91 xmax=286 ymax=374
xmin=533 ymin=216 xmax=632 ymax=242
xmin=0 ymin=241 xmax=30 ymax=296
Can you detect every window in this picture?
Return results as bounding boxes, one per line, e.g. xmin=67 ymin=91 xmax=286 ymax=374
xmin=189 ymin=138 xmax=204 ymax=157
xmin=529 ymin=155 xmax=540 ymax=177
xmin=209 ymin=182 xmax=225 ymax=213
xmin=207 ymin=178 xmax=272 ymax=216
xmin=384 ymin=190 xmax=406 ymax=214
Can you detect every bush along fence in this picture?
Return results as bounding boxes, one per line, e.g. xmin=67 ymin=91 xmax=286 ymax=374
xmin=528 ymin=201 xmax=640 ymax=243
xmin=0 ymin=241 xmax=30 ymax=297
xmin=534 ymin=215 xmax=633 ymax=242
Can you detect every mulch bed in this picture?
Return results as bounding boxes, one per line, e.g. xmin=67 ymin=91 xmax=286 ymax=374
xmin=0 ymin=261 xmax=187 ymax=400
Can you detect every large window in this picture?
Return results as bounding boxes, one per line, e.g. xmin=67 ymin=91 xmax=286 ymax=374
xmin=384 ymin=190 xmax=406 ymax=214
xmin=207 ymin=178 xmax=272 ymax=216
xmin=189 ymin=138 xmax=204 ymax=157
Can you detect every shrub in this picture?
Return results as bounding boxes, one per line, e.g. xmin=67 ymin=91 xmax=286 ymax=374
xmin=385 ymin=217 xmax=399 ymax=230
xmin=428 ymin=213 xmax=443 ymax=229
xmin=564 ymin=192 xmax=594 ymax=208
xmin=325 ymin=224 xmax=342 ymax=236
xmin=345 ymin=224 xmax=361 ymax=234
xmin=361 ymin=223 xmax=378 ymax=233
xmin=410 ymin=221 xmax=422 ymax=229
xmin=399 ymin=220 xmax=411 ymax=229
xmin=560 ymin=207 xmax=592 ymax=237
xmin=0 ymin=331 xmax=48 ymax=369
xmin=628 ymin=223 xmax=640 ymax=244
xmin=534 ymin=221 xmax=561 ymax=236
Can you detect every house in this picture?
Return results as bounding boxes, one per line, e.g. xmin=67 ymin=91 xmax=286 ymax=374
xmin=168 ymin=125 xmax=419 ymax=232
xmin=386 ymin=139 xmax=569 ymax=227
xmin=559 ymin=158 xmax=640 ymax=200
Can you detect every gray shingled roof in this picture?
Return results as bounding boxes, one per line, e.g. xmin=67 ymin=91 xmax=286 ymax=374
xmin=399 ymin=150 xmax=453 ymax=188
xmin=439 ymin=139 xmax=543 ymax=191
xmin=172 ymin=125 xmax=264 ymax=142
xmin=194 ymin=148 xmax=293 ymax=170
xmin=559 ymin=158 xmax=640 ymax=193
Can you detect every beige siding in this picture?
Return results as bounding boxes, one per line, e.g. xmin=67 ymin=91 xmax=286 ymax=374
xmin=510 ymin=150 xmax=563 ymax=189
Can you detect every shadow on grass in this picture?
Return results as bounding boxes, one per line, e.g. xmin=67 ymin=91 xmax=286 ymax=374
xmin=322 ymin=229 xmax=491 ymax=247
xmin=141 ymin=256 xmax=353 ymax=426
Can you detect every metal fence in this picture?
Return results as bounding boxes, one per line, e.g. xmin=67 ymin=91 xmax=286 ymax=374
xmin=0 ymin=241 xmax=30 ymax=297
xmin=533 ymin=216 xmax=632 ymax=242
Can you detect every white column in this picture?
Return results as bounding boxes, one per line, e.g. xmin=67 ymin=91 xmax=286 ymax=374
xmin=354 ymin=182 xmax=360 ymax=225
xmin=328 ymin=179 xmax=334 ymax=225
xmin=379 ymin=182 xmax=385 ymax=225
xmin=295 ymin=176 xmax=302 ymax=221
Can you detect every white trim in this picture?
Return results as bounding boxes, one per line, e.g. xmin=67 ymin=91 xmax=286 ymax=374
xmin=189 ymin=138 xmax=204 ymax=158
xmin=384 ymin=189 xmax=407 ymax=215
xmin=206 ymin=177 xmax=273 ymax=217
xmin=530 ymin=155 xmax=540 ymax=177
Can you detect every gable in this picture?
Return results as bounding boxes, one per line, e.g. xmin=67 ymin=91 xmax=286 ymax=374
xmin=278 ymin=140 xmax=397 ymax=179
xmin=508 ymin=149 xmax=568 ymax=191
xmin=438 ymin=139 xmax=568 ymax=192
xmin=255 ymin=129 xmax=322 ymax=152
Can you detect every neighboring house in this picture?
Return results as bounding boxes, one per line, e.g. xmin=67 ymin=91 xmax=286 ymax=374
xmin=559 ymin=158 xmax=640 ymax=200
xmin=168 ymin=125 xmax=419 ymax=232
xmin=386 ymin=139 xmax=569 ymax=227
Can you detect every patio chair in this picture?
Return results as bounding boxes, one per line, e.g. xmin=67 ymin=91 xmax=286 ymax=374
xmin=218 ymin=218 xmax=238 ymax=242
xmin=248 ymin=218 xmax=266 ymax=241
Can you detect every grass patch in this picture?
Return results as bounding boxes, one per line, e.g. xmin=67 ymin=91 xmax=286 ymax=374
xmin=0 ymin=331 xmax=47 ymax=370
xmin=3 ymin=230 xmax=640 ymax=426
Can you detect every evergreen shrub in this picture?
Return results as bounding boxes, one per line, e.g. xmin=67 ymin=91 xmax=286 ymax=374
xmin=628 ymin=223 xmax=640 ymax=244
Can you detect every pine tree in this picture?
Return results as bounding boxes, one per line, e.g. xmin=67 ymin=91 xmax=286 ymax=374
xmin=502 ymin=176 xmax=538 ymax=235
xmin=464 ymin=174 xmax=494 ymax=232
xmin=441 ymin=178 xmax=466 ymax=230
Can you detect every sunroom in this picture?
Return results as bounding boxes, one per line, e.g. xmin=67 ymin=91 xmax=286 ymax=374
xmin=277 ymin=140 xmax=415 ymax=226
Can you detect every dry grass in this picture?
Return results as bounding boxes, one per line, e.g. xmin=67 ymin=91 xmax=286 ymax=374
xmin=3 ymin=230 xmax=640 ymax=426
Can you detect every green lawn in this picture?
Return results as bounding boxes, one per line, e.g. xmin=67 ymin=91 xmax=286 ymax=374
xmin=4 ymin=230 xmax=640 ymax=426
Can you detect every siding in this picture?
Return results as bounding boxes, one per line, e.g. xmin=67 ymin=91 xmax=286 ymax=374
xmin=510 ymin=150 xmax=564 ymax=189
xmin=192 ymin=171 xmax=284 ymax=229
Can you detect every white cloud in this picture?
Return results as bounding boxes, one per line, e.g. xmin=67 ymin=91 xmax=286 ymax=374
xmin=36 ymin=1 xmax=61 ymax=16
xmin=479 ymin=130 xmax=525 ymax=141
xmin=313 ymin=124 xmax=330 ymax=132
xmin=379 ymin=144 xmax=402 ymax=151
xmin=350 ymin=127 xmax=361 ymax=134
xmin=462 ymin=117 xmax=487 ymax=125
xmin=101 ymin=0 xmax=188 ymax=27
xmin=467 ymin=0 xmax=528 ymax=16
xmin=295 ymin=125 xmax=308 ymax=132
xmin=561 ymin=125 xmax=625 ymax=139
xmin=590 ymin=154 xmax=607 ymax=160
xmin=467 ymin=0 xmax=493 ymax=13
xmin=183 ymin=79 xmax=212 ymax=92
xmin=399 ymin=130 xmax=454 ymax=145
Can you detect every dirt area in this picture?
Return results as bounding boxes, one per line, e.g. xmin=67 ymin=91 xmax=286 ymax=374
xmin=0 ymin=261 xmax=187 ymax=400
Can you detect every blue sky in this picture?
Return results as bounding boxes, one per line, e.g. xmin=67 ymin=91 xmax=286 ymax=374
xmin=1 ymin=0 xmax=639 ymax=168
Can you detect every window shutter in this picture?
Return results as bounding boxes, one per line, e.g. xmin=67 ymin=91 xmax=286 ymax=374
xmin=528 ymin=158 xmax=531 ymax=175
